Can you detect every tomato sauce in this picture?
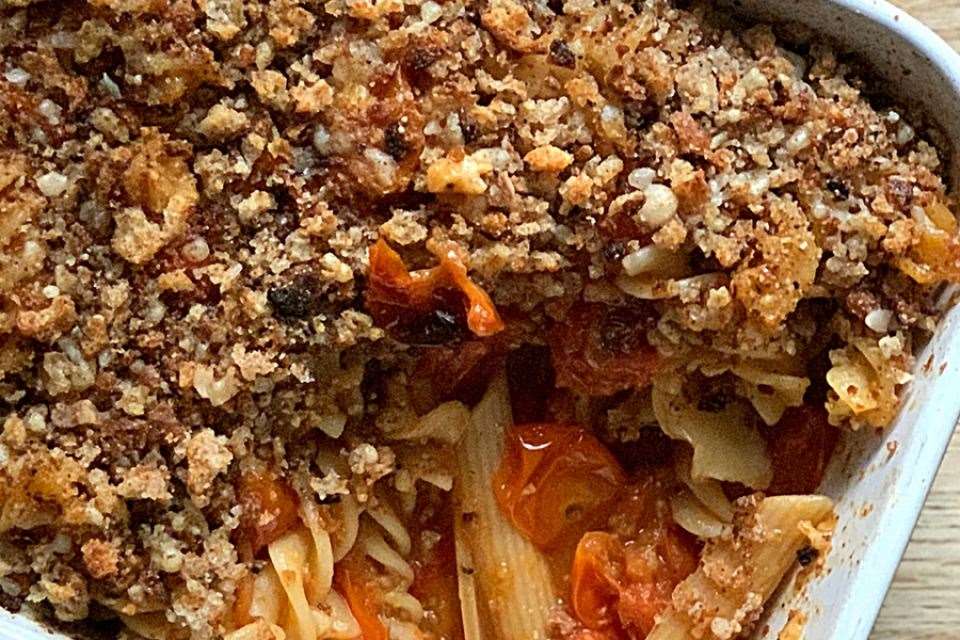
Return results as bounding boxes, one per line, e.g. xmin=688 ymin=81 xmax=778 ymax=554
xmin=765 ymin=405 xmax=839 ymax=495
xmin=409 ymin=491 xmax=465 ymax=640
xmin=235 ymin=470 xmax=300 ymax=560
xmin=493 ymin=420 xmax=700 ymax=640
xmin=549 ymin=303 xmax=660 ymax=397
xmin=336 ymin=551 xmax=389 ymax=640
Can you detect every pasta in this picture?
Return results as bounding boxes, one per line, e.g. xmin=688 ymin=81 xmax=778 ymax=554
xmin=826 ymin=337 xmax=912 ymax=429
xmin=383 ymin=400 xmax=472 ymax=444
xmin=670 ymin=490 xmax=728 ymax=539
xmin=674 ymin=448 xmax=735 ymax=523
xmin=729 ymin=364 xmax=810 ymax=427
xmin=231 ymin=521 xmax=368 ymax=640
xmin=648 ymin=495 xmax=835 ymax=640
xmin=652 ymin=381 xmax=773 ymax=489
xmin=454 ymin=375 xmax=558 ymax=640
xmin=269 ymin=530 xmax=318 ymax=640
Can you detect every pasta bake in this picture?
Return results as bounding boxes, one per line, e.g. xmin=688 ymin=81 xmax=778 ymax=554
xmin=0 ymin=0 xmax=956 ymax=639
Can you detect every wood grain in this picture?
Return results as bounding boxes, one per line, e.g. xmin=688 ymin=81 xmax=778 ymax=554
xmin=872 ymin=5 xmax=960 ymax=638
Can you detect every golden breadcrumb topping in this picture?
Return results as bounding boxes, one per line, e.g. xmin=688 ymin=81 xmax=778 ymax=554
xmin=0 ymin=0 xmax=956 ymax=638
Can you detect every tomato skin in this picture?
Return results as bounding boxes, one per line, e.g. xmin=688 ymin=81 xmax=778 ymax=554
xmin=494 ymin=424 xmax=627 ymax=550
xmin=568 ymin=480 xmax=701 ymax=638
xmin=766 ymin=405 xmax=838 ymax=495
xmin=550 ymin=304 xmax=659 ymax=397
xmin=336 ymin=555 xmax=389 ymax=640
xmin=236 ymin=471 xmax=300 ymax=558
xmin=571 ymin=532 xmax=623 ymax=630
xmin=366 ymin=239 xmax=504 ymax=340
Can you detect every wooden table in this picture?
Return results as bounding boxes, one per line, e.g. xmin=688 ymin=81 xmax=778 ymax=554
xmin=872 ymin=435 xmax=960 ymax=640
xmin=873 ymin=5 xmax=960 ymax=639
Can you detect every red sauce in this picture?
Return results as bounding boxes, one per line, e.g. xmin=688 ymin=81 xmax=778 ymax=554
xmin=336 ymin=551 xmax=389 ymax=640
xmin=569 ymin=478 xmax=700 ymax=638
xmin=235 ymin=470 xmax=300 ymax=559
xmin=766 ymin=405 xmax=838 ymax=495
xmin=492 ymin=419 xmax=700 ymax=640
xmin=409 ymin=493 xmax=464 ymax=640
xmin=549 ymin=303 xmax=660 ymax=397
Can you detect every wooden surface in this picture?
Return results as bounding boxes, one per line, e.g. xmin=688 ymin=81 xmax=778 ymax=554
xmin=872 ymin=6 xmax=960 ymax=639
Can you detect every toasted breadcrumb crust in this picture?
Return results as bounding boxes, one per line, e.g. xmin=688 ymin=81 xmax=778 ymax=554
xmin=0 ymin=0 xmax=955 ymax=637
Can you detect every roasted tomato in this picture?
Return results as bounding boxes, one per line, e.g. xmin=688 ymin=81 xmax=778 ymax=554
xmin=571 ymin=532 xmax=623 ymax=630
xmin=766 ymin=404 xmax=839 ymax=495
xmin=366 ymin=238 xmax=504 ymax=340
xmin=549 ymin=303 xmax=660 ymax=396
xmin=408 ymin=340 xmax=499 ymax=414
xmin=493 ymin=424 xmax=626 ymax=550
xmin=336 ymin=553 xmax=389 ymax=640
xmin=235 ymin=471 xmax=300 ymax=558
xmin=570 ymin=478 xmax=700 ymax=637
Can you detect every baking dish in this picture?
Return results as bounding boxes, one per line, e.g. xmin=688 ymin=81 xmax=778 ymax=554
xmin=2 ymin=1 xmax=960 ymax=639
xmin=717 ymin=1 xmax=960 ymax=638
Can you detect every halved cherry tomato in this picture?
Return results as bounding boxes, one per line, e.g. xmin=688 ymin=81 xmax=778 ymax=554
xmin=366 ymin=238 xmax=504 ymax=339
xmin=549 ymin=303 xmax=659 ymax=396
xmin=617 ymin=530 xmax=698 ymax=637
xmin=766 ymin=405 xmax=839 ymax=495
xmin=568 ymin=480 xmax=700 ymax=637
xmin=335 ymin=554 xmax=389 ymax=640
xmin=493 ymin=424 xmax=626 ymax=550
xmin=571 ymin=532 xmax=623 ymax=630
xmin=236 ymin=471 xmax=300 ymax=558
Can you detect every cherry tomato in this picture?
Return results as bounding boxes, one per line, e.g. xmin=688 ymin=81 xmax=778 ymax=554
xmin=549 ymin=303 xmax=659 ymax=397
xmin=568 ymin=480 xmax=700 ymax=637
xmin=766 ymin=405 xmax=839 ymax=495
xmin=494 ymin=424 xmax=626 ymax=550
xmin=236 ymin=471 xmax=300 ymax=558
xmin=366 ymin=239 xmax=504 ymax=340
xmin=571 ymin=532 xmax=623 ymax=630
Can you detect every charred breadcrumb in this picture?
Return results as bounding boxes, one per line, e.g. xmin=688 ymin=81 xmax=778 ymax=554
xmin=0 ymin=0 xmax=956 ymax=638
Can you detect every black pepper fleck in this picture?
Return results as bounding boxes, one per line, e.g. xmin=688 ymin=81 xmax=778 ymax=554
xmin=624 ymin=100 xmax=657 ymax=132
xmin=549 ymin=40 xmax=576 ymax=68
xmin=796 ymin=545 xmax=819 ymax=566
xmin=826 ymin=178 xmax=849 ymax=199
xmin=267 ymin=276 xmax=319 ymax=320
xmin=399 ymin=308 xmax=464 ymax=345
xmin=460 ymin=115 xmax=479 ymax=144
xmin=601 ymin=241 xmax=626 ymax=263
xmin=384 ymin=122 xmax=409 ymax=160
xmin=407 ymin=47 xmax=439 ymax=72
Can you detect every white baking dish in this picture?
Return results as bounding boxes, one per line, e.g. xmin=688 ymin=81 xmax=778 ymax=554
xmin=717 ymin=2 xmax=960 ymax=639
xmin=3 ymin=1 xmax=960 ymax=639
